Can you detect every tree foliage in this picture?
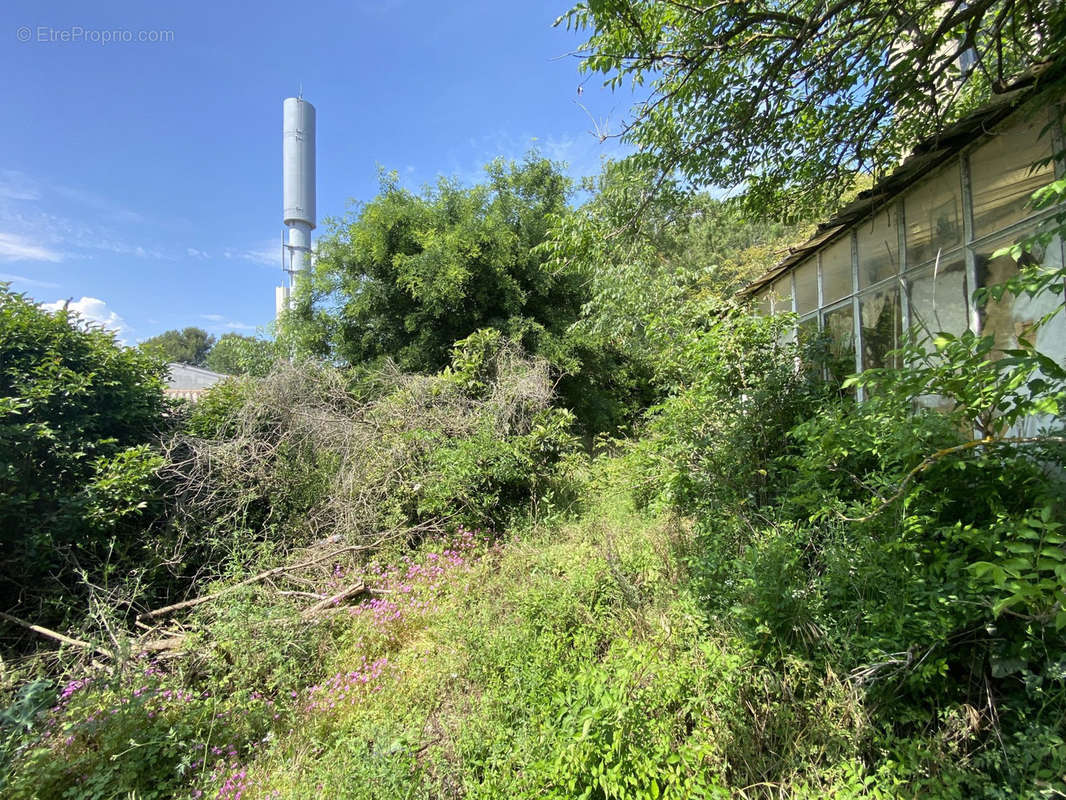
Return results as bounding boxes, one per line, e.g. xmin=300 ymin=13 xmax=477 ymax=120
xmin=139 ymin=326 xmax=215 ymax=366
xmin=204 ymin=333 xmax=276 ymax=377
xmin=541 ymin=158 xmax=810 ymax=367
xmin=558 ymin=0 xmax=1066 ymax=216
xmin=289 ymin=156 xmax=583 ymax=374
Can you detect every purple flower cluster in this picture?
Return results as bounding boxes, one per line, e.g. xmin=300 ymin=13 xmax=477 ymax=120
xmin=216 ymin=766 xmax=249 ymax=800
xmin=59 ymin=679 xmax=87 ymax=702
xmin=304 ymin=655 xmax=389 ymax=713
xmin=347 ymin=527 xmax=481 ymax=638
xmin=295 ymin=528 xmax=486 ymax=717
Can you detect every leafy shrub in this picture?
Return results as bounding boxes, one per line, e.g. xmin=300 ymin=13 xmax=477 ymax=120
xmin=204 ymin=332 xmax=278 ymax=377
xmin=6 ymin=669 xmax=291 ymax=800
xmin=0 ymin=286 xmax=166 ymax=622
xmin=627 ymin=301 xmax=825 ymax=516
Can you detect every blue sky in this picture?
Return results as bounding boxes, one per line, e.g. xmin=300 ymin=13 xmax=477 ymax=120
xmin=0 ymin=0 xmax=632 ymax=343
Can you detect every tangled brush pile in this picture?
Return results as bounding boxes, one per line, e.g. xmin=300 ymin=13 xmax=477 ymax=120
xmin=161 ymin=333 xmax=574 ymax=555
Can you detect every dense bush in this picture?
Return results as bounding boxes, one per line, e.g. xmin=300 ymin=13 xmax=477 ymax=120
xmin=204 ymin=333 xmax=278 ymax=377
xmin=286 ymin=157 xmax=581 ymax=374
xmin=629 ymin=264 xmax=1066 ymax=795
xmin=164 ymin=332 xmax=578 ymax=570
xmin=627 ymin=302 xmax=826 ymax=516
xmin=0 ymin=286 xmax=167 ymax=623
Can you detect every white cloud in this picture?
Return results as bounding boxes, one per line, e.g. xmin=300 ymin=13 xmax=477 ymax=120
xmin=187 ymin=247 xmax=210 ymax=259
xmin=200 ymin=312 xmax=258 ymax=331
xmin=0 ymin=271 xmax=61 ymax=289
xmin=51 ymin=183 xmax=145 ymax=225
xmin=91 ymin=238 xmax=168 ymax=260
xmin=224 ymin=242 xmax=279 ymax=267
xmin=0 ymin=171 xmax=164 ymax=262
xmin=0 ymin=171 xmax=40 ymax=202
xmin=41 ymin=296 xmax=129 ymax=343
xmin=0 ymin=232 xmax=64 ymax=262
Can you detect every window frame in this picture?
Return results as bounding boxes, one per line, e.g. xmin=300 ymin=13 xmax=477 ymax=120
xmin=751 ymin=104 xmax=1065 ymax=392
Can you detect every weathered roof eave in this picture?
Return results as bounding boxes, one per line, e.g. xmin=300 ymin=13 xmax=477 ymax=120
xmin=738 ymin=61 xmax=1061 ymax=300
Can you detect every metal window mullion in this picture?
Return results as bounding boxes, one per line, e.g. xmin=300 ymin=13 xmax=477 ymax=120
xmin=1051 ymin=104 xmax=1066 ymax=289
xmin=816 ymin=251 xmax=824 ymax=309
xmin=850 ymin=231 xmax=863 ymax=400
xmin=960 ymin=154 xmax=980 ymax=335
xmin=897 ymin=200 xmax=910 ymax=334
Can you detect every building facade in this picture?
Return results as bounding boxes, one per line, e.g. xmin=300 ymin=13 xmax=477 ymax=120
xmin=744 ymin=84 xmax=1065 ymax=419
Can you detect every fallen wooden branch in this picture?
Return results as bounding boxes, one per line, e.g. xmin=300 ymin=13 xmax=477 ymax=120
xmin=0 ymin=610 xmax=112 ymax=659
xmin=138 ymin=635 xmax=187 ymax=654
xmin=277 ymin=590 xmax=327 ymax=601
xmin=138 ymin=540 xmax=382 ymax=622
xmin=301 ymin=582 xmax=367 ymax=618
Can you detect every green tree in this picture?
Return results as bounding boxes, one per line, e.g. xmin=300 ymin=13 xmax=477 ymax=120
xmin=286 ymin=155 xmax=583 ymax=373
xmin=0 ymin=286 xmax=166 ymax=620
xmin=558 ymin=0 xmax=1066 ymax=217
xmin=139 ymin=326 xmax=215 ymax=366
xmin=542 ymin=158 xmax=810 ymax=367
xmin=205 ymin=333 xmax=276 ymax=377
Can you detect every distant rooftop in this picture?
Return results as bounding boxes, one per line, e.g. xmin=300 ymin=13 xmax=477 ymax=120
xmin=164 ymin=363 xmax=228 ymax=403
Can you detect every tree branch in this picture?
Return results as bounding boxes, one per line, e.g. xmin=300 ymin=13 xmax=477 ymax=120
xmin=0 ymin=610 xmax=113 ymax=658
xmin=137 ymin=541 xmax=382 ymax=622
xmin=843 ymin=435 xmax=1066 ymax=523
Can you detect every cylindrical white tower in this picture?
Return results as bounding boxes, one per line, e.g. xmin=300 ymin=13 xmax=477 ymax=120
xmin=278 ymin=96 xmax=316 ymax=319
xmin=275 ymin=285 xmax=291 ymax=319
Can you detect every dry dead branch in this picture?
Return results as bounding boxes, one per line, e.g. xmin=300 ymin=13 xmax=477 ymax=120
xmin=301 ymin=581 xmax=367 ymax=618
xmin=0 ymin=611 xmax=113 ymax=659
xmin=138 ymin=541 xmax=381 ymax=622
xmin=160 ymin=354 xmax=554 ymax=546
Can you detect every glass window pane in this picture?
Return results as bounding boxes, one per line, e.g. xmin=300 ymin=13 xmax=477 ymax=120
xmin=970 ymin=114 xmax=1055 ymax=239
xmin=770 ymin=276 xmax=792 ymax=313
xmin=823 ymin=303 xmax=856 ymax=385
xmin=906 ymin=256 xmax=968 ymax=338
xmin=821 ymin=237 xmax=853 ymax=304
xmin=905 ymin=162 xmax=962 ymax=266
xmin=794 ymin=260 xmax=818 ymax=314
xmin=754 ymin=291 xmax=772 ymax=316
xmin=857 ymin=207 xmax=900 ymax=288
xmin=797 ymin=315 xmax=819 ymax=346
xmin=975 ymin=226 xmax=1065 ymax=355
xmin=797 ymin=315 xmax=821 ymax=376
xmin=860 ymin=285 xmax=902 ymax=369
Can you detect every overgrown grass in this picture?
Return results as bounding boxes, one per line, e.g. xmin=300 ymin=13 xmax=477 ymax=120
xmin=6 ymin=307 xmax=1065 ymax=796
xmin=2 ymin=467 xmax=889 ymax=799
